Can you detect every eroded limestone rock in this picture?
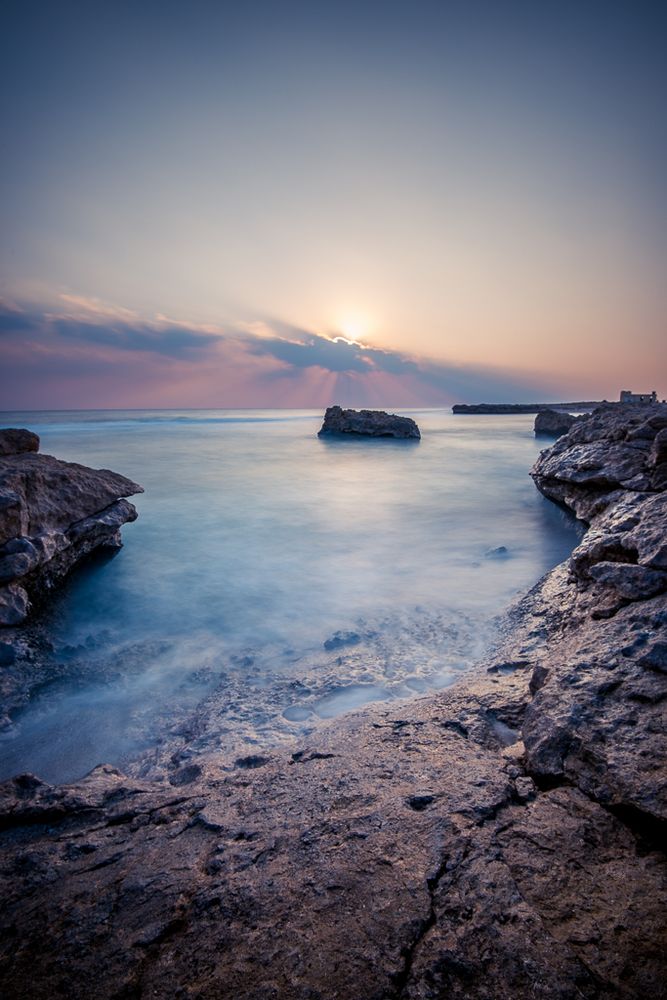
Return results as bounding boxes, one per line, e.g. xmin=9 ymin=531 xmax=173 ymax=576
xmin=525 ymin=404 xmax=667 ymax=825
xmin=0 ymin=431 xmax=143 ymax=626
xmin=0 ymin=428 xmax=40 ymax=456
xmin=531 ymin=402 xmax=667 ymax=515
xmin=318 ymin=405 xmax=421 ymax=439
xmin=534 ymin=408 xmax=580 ymax=437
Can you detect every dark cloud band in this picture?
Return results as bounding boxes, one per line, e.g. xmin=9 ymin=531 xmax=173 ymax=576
xmin=0 ymin=301 xmax=552 ymax=405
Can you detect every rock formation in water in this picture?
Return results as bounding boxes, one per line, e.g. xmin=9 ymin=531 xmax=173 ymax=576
xmin=0 ymin=428 xmax=143 ymax=626
xmin=533 ymin=408 xmax=580 ymax=437
xmin=318 ymin=405 xmax=421 ymax=439
xmin=0 ymin=405 xmax=665 ymax=999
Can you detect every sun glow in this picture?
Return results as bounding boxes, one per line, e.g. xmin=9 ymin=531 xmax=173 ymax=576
xmin=336 ymin=314 xmax=373 ymax=344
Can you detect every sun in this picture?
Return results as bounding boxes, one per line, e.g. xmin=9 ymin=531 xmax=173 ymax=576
xmin=336 ymin=314 xmax=372 ymax=344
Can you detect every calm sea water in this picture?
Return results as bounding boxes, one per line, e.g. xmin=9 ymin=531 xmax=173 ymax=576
xmin=0 ymin=409 xmax=580 ymax=782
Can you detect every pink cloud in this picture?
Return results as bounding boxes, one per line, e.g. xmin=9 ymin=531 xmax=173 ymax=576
xmin=0 ymin=297 xmax=567 ymax=409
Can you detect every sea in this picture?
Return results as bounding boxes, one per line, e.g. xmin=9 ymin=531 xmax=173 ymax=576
xmin=0 ymin=409 xmax=582 ymax=783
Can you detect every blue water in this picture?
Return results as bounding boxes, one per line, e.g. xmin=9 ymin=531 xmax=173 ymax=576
xmin=0 ymin=409 xmax=580 ymax=782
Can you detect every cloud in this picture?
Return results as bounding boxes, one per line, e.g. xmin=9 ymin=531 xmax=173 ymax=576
xmin=253 ymin=319 xmax=423 ymax=377
xmin=0 ymin=301 xmax=37 ymax=333
xmin=58 ymin=294 xmax=140 ymax=322
xmin=0 ymin=298 xmax=563 ymax=409
xmin=242 ymin=320 xmax=547 ymax=402
xmin=247 ymin=331 xmax=380 ymax=374
xmin=51 ymin=317 xmax=219 ymax=358
xmin=0 ymin=301 xmax=221 ymax=359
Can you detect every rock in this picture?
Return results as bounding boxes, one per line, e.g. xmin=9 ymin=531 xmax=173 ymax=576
xmin=0 ymin=582 xmax=29 ymax=626
xmin=485 ymin=545 xmax=509 ymax=558
xmin=0 ymin=431 xmax=143 ymax=626
xmin=323 ymin=630 xmax=362 ymax=650
xmin=534 ymin=409 xmax=580 ymax=437
xmin=532 ymin=406 xmax=667 ymax=616
xmin=637 ymin=641 xmax=667 ymax=674
xmin=531 ymin=402 xmax=667 ymax=516
xmin=524 ymin=404 xmax=667 ymax=823
xmin=587 ymin=561 xmax=666 ymax=600
xmin=0 ymin=428 xmax=40 ymax=456
xmin=0 ymin=406 xmax=665 ymax=998
xmin=0 ymin=449 xmax=143 ymax=544
xmin=514 ymin=775 xmax=536 ymax=801
xmin=0 ymin=616 xmax=665 ymax=999
xmin=650 ymin=426 xmax=667 ymax=466
xmin=318 ymin=405 xmax=420 ymax=439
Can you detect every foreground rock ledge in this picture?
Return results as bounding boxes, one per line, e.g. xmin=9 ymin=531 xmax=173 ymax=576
xmin=0 ymin=428 xmax=143 ymax=626
xmin=318 ymin=405 xmax=421 ymax=439
xmin=0 ymin=406 xmax=665 ymax=999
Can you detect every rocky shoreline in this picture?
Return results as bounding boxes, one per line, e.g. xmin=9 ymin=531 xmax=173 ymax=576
xmin=0 ymin=429 xmax=142 ymax=629
xmin=0 ymin=405 xmax=665 ymax=999
xmin=534 ymin=408 xmax=581 ymax=437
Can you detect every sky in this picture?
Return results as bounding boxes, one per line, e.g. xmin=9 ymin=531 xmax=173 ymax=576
xmin=1 ymin=0 xmax=665 ymax=408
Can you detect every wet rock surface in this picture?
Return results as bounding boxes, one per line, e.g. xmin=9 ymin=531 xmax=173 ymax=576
xmin=0 ymin=606 xmax=484 ymax=769
xmin=1 ymin=406 xmax=666 ymax=998
xmin=318 ymin=405 xmax=421 ymax=439
xmin=0 ymin=430 xmax=143 ymax=626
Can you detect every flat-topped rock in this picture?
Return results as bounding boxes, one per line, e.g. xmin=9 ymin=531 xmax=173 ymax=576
xmin=318 ymin=405 xmax=420 ymax=439
xmin=0 ymin=430 xmax=143 ymax=626
xmin=0 ymin=428 xmax=40 ymax=456
xmin=534 ymin=408 xmax=580 ymax=437
xmin=0 ymin=451 xmax=143 ymax=546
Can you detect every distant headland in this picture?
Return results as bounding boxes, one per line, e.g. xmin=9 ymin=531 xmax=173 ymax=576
xmin=452 ymin=401 xmax=603 ymax=414
xmin=453 ymin=389 xmax=662 ymax=414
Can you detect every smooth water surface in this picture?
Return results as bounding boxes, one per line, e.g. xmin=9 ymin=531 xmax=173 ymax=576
xmin=0 ymin=409 xmax=580 ymax=781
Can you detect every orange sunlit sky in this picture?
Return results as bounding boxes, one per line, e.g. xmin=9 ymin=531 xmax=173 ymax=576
xmin=1 ymin=1 xmax=665 ymax=408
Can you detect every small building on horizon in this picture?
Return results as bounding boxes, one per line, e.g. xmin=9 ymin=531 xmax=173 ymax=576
xmin=620 ymin=389 xmax=657 ymax=404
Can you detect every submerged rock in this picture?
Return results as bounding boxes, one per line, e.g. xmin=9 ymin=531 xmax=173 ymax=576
xmin=485 ymin=545 xmax=510 ymax=558
xmin=318 ymin=405 xmax=420 ymax=439
xmin=534 ymin=408 xmax=580 ymax=437
xmin=0 ymin=430 xmax=143 ymax=626
xmin=323 ymin=630 xmax=362 ymax=650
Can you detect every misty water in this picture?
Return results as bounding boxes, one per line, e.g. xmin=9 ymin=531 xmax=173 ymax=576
xmin=0 ymin=409 xmax=582 ymax=783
